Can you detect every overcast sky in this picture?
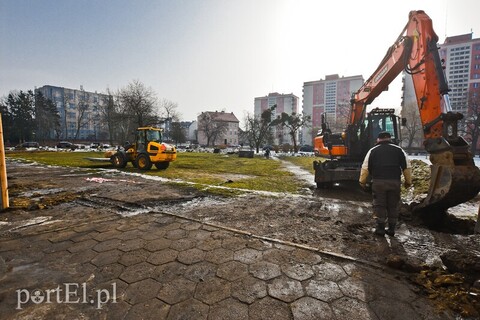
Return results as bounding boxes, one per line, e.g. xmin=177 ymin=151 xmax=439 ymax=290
xmin=1 ymin=0 xmax=479 ymax=122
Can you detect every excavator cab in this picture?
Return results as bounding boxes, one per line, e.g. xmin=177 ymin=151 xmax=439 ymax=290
xmin=361 ymin=108 xmax=401 ymax=150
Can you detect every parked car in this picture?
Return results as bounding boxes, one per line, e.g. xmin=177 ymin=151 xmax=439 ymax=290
xmin=17 ymin=141 xmax=39 ymax=149
xmin=56 ymin=141 xmax=77 ymax=150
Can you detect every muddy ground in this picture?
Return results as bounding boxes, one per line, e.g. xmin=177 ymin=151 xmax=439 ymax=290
xmin=2 ymin=158 xmax=480 ymax=318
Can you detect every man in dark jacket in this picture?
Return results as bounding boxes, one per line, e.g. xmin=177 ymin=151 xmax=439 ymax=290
xmin=359 ymin=131 xmax=412 ymax=236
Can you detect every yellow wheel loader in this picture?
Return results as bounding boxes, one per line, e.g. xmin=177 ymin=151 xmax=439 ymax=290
xmin=106 ymin=127 xmax=177 ymax=170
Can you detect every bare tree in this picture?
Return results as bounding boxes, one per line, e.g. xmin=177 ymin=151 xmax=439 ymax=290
xmin=100 ymin=89 xmax=117 ymax=145
xmin=159 ymin=98 xmax=181 ymax=121
xmin=158 ymin=98 xmax=181 ymax=141
xmin=74 ymin=89 xmax=90 ymax=140
xmin=272 ymin=112 xmax=311 ymax=152
xmin=400 ymin=101 xmax=423 ymax=149
xmin=34 ymin=91 xmax=60 ymax=143
xmin=198 ymin=112 xmax=228 ymax=147
xmin=119 ymin=80 xmax=157 ymax=128
xmin=243 ymin=105 xmax=276 ymax=153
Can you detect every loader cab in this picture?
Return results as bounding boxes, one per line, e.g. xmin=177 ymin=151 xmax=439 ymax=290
xmin=135 ymin=127 xmax=163 ymax=152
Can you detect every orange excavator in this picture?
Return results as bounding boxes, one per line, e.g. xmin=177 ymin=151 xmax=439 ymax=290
xmin=313 ymin=10 xmax=480 ymax=213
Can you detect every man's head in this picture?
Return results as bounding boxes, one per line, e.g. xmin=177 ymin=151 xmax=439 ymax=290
xmin=377 ymin=131 xmax=391 ymax=142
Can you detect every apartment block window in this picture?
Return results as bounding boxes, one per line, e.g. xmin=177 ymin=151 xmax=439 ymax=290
xmin=474 ymin=83 xmax=480 ymax=89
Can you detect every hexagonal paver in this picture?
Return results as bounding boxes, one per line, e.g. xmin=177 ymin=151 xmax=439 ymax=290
xmin=197 ymin=239 xmax=223 ymax=251
xmin=267 ymin=277 xmax=304 ymax=303
xmin=119 ymin=238 xmax=145 ymax=252
xmin=157 ymin=222 xmax=181 ymax=232
xmin=67 ymin=248 xmax=97 ymax=265
xmin=70 ymin=232 xmax=94 ymax=243
xmin=249 ymin=297 xmax=291 ymax=320
xmin=217 ymin=261 xmax=248 ymax=281
xmin=313 ymin=262 xmax=348 ymax=282
xmin=189 ymin=229 xmax=212 ymax=241
xmin=231 ymin=276 xmax=268 ymax=304
xmin=177 ymin=248 xmax=206 ymax=265
xmin=234 ymin=248 xmax=262 ymax=264
xmin=91 ymin=249 xmax=123 ymax=267
xmin=124 ymin=278 xmax=162 ymax=305
xmin=209 ymin=298 xmax=248 ymax=320
xmin=68 ymin=239 xmax=98 ymax=253
xmin=157 ymin=277 xmax=196 ymax=304
xmin=145 ymin=238 xmax=172 ymax=252
xmin=305 ymin=279 xmax=344 ymax=302
xmin=338 ymin=277 xmax=375 ymax=303
xmin=166 ymin=299 xmax=209 ymax=320
xmin=147 ymin=249 xmax=178 ymax=265
xmin=169 ymin=238 xmax=196 ymax=251
xmin=125 ymin=298 xmax=170 ymax=320
xmin=95 ymin=263 xmax=125 ymax=284
xmin=119 ymin=249 xmax=150 ymax=266
xmin=184 ymin=262 xmax=217 ymax=282
xmin=282 ymin=263 xmax=314 ymax=281
xmin=222 ymin=237 xmax=247 ymax=251
xmin=194 ymin=277 xmax=231 ymax=305
xmin=164 ymin=229 xmax=187 ymax=240
xmin=43 ymin=240 xmax=73 ymax=254
xmin=93 ymin=230 xmax=122 ymax=241
xmin=120 ymin=261 xmax=156 ymax=284
xmin=155 ymin=216 xmax=177 ymax=225
xmin=117 ymin=230 xmax=144 ymax=241
xmin=249 ymin=261 xmax=282 ymax=280
xmin=205 ymin=248 xmax=233 ymax=264
xmin=263 ymin=248 xmax=292 ymax=265
xmin=154 ymin=262 xmax=188 ymax=283
xmin=141 ymin=230 xmax=165 ymax=241
xmin=291 ymin=297 xmax=336 ymax=320
xmin=92 ymin=238 xmax=121 ymax=252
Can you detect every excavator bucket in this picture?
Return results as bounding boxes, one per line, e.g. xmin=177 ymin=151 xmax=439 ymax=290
xmin=413 ymin=144 xmax=480 ymax=214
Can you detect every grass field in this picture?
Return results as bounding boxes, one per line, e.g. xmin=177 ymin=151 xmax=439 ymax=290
xmin=6 ymin=151 xmax=312 ymax=194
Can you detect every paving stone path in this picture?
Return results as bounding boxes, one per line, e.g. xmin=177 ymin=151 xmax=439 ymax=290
xmin=0 ymin=211 xmax=452 ymax=319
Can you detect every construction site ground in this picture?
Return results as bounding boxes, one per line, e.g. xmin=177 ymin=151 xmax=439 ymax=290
xmin=0 ymin=158 xmax=479 ymax=319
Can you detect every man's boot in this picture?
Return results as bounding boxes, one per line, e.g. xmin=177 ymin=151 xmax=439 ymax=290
xmin=374 ymin=223 xmax=386 ymax=236
xmin=386 ymin=223 xmax=396 ymax=236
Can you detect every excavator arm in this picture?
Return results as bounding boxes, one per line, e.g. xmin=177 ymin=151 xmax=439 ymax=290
xmin=348 ymin=10 xmax=480 ymax=214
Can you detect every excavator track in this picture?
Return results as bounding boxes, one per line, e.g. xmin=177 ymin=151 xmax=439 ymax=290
xmin=413 ymin=147 xmax=480 ymax=215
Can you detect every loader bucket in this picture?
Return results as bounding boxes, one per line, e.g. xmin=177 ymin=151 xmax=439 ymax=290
xmin=413 ymin=144 xmax=480 ymax=214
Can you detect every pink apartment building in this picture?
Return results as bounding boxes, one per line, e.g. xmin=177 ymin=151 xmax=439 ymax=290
xmin=254 ymin=92 xmax=299 ymax=146
xmin=301 ymin=74 xmax=364 ymax=146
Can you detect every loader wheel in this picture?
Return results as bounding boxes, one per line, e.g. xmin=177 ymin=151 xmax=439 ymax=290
xmin=136 ymin=154 xmax=152 ymax=170
xmin=111 ymin=154 xmax=127 ymax=168
xmin=155 ymin=162 xmax=170 ymax=170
